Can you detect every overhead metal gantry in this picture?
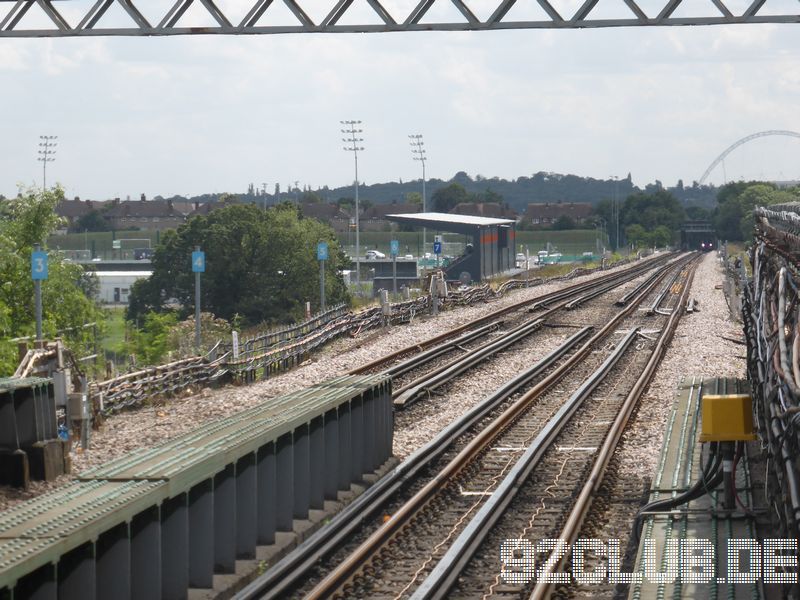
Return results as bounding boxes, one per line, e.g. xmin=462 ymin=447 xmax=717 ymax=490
xmin=0 ymin=0 xmax=797 ymax=36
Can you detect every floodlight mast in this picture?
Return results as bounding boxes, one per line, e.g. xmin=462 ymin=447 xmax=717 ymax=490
xmin=409 ymin=134 xmax=427 ymax=251
xmin=38 ymin=136 xmax=57 ymax=189
xmin=341 ymin=120 xmax=364 ymax=291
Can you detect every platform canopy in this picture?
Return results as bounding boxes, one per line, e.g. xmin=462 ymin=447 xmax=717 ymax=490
xmin=385 ymin=212 xmax=514 ymax=234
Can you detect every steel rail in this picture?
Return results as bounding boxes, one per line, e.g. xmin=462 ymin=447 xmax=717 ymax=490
xmin=391 ymin=255 xmax=679 ymax=404
xmin=525 ymin=255 xmax=672 ymax=312
xmin=350 ymin=253 xmax=675 ymax=375
xmin=393 ymin=318 xmax=544 ymax=406
xmin=527 ymin=254 xmax=700 ymax=599
xmin=647 ymin=259 xmax=690 ymax=316
xmin=565 ymin=254 xmax=692 ymax=310
xmin=614 ymin=254 xmax=692 ymax=306
xmin=234 ymin=327 xmax=594 ymax=600
xmin=563 ymin=272 xmax=655 ymax=310
xmin=305 ymin=255 xmax=682 ymax=599
xmin=385 ymin=320 xmax=503 ymax=378
xmin=410 ymin=327 xmax=642 ymax=600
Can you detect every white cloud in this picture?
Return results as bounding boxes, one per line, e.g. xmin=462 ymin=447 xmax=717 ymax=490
xmin=0 ymin=20 xmax=798 ymax=196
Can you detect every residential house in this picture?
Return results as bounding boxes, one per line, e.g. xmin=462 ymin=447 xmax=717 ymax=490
xmin=104 ymin=198 xmax=187 ymax=231
xmin=55 ymin=199 xmax=104 ymax=231
xmin=300 ymin=202 xmax=352 ymax=233
xmin=523 ymin=202 xmax=593 ymax=228
xmin=361 ymin=201 xmax=421 ymax=231
xmin=450 ymin=202 xmax=517 ymax=220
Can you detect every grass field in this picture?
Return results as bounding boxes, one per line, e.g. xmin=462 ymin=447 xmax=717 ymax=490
xmin=49 ymin=228 xmax=607 ymax=260
xmin=48 ymin=231 xmax=163 ymax=260
xmin=334 ymin=229 xmax=605 ymax=257
xmin=101 ymin=307 xmax=128 ymax=354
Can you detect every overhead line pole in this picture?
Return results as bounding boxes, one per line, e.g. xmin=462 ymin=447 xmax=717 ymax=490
xmin=409 ymin=134 xmax=427 ymax=251
xmin=341 ymin=120 xmax=364 ymax=292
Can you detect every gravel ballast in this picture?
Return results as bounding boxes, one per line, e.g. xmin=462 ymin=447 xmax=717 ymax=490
xmin=0 ymin=255 xmax=674 ymax=510
xmin=615 ymin=252 xmax=745 ymax=480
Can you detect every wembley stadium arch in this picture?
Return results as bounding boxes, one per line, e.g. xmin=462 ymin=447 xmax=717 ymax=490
xmin=698 ymin=130 xmax=800 ymax=185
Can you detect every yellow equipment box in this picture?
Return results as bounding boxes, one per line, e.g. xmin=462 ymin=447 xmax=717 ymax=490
xmin=699 ymin=394 xmax=757 ymax=442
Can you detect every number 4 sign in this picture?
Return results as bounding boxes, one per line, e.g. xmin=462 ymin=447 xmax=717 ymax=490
xmin=192 ymin=250 xmax=205 ymax=273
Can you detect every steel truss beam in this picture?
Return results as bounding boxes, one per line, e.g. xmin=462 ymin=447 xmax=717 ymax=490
xmin=0 ymin=0 xmax=797 ymax=36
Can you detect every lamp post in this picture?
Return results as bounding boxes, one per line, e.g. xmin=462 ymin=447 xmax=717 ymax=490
xmin=341 ymin=120 xmax=364 ymax=290
xmin=409 ymin=134 xmax=427 ymax=251
xmin=38 ymin=135 xmax=57 ymax=189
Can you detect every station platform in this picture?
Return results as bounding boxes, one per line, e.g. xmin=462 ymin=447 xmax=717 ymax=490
xmin=628 ymin=376 xmax=773 ymax=600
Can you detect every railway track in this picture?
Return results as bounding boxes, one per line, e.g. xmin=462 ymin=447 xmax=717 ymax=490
xmin=237 ymin=253 xmax=698 ymax=600
xmin=363 ymin=254 xmax=679 ymax=408
xmin=349 ymin=253 xmax=675 ymax=381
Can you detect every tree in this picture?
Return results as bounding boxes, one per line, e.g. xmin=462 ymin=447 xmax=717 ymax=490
xmin=0 ymin=187 xmax=103 ymax=375
xmin=553 ymin=215 xmax=576 ymax=230
xmin=301 ymin=191 xmax=322 ymax=204
xmin=336 ymin=197 xmax=354 ymax=212
xmin=625 ymin=224 xmax=647 ymax=247
xmin=713 ymin=182 xmax=800 ymax=240
xmin=651 ymin=225 xmax=673 ymax=247
xmin=74 ymin=210 xmax=110 ymax=232
xmin=475 ymin=188 xmax=504 ymax=204
xmin=127 ymin=203 xmax=350 ymax=326
xmin=405 ymin=192 xmax=423 ymax=206
xmin=685 ymin=206 xmax=711 ymax=221
xmin=431 ymin=183 xmax=470 ymax=213
xmin=128 ymin=311 xmax=178 ymax=365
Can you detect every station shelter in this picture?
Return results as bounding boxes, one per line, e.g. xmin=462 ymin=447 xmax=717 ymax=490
xmin=386 ymin=212 xmax=516 ymax=283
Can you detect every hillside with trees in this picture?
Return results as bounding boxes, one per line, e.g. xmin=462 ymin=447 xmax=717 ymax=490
xmin=160 ymin=172 xmax=718 ymax=215
xmin=714 ymin=181 xmax=800 ymax=241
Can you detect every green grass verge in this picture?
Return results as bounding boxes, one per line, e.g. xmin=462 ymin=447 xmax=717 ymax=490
xmin=101 ymin=307 xmax=128 ymax=354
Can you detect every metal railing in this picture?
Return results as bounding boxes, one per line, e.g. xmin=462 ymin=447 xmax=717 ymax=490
xmin=89 ymin=257 xmax=638 ymax=416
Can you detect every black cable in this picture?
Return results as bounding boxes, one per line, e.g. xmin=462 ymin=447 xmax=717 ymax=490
xmin=631 ymin=443 xmax=722 ymax=543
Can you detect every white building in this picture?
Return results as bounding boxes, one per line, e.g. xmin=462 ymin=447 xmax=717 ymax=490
xmin=95 ymin=271 xmax=151 ymax=304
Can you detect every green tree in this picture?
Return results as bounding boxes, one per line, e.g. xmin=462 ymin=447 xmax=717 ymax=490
xmin=713 ymin=182 xmax=800 ymax=241
xmin=73 ymin=210 xmax=110 ymax=233
xmin=431 ymin=183 xmax=470 ymax=212
xmin=0 ymin=187 xmax=103 ymax=375
xmin=651 ymin=225 xmax=673 ymax=247
xmin=127 ymin=203 xmax=350 ymax=326
xmin=625 ymin=224 xmax=648 ymax=247
xmin=405 ymin=192 xmax=423 ymax=206
xmin=553 ymin=215 xmax=576 ymax=230
xmin=685 ymin=206 xmax=711 ymax=221
xmin=621 ymin=190 xmax=686 ymax=233
xmin=301 ymin=191 xmax=322 ymax=204
xmin=128 ymin=311 xmax=178 ymax=365
xmin=736 ymin=184 xmax=799 ymax=240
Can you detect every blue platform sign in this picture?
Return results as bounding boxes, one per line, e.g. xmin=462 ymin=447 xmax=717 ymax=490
xmin=317 ymin=242 xmax=329 ymax=261
xmin=390 ymin=240 xmax=400 ymax=257
xmin=192 ymin=250 xmax=205 ymax=273
xmin=31 ymin=251 xmax=48 ymax=280
xmin=433 ymin=241 xmax=442 ymax=255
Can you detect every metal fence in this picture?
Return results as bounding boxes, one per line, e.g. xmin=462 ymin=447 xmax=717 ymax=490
xmin=90 ymin=258 xmax=634 ymax=416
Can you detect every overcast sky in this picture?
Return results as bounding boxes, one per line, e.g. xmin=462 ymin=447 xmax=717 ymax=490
xmin=1 ymin=0 xmax=799 ymax=200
